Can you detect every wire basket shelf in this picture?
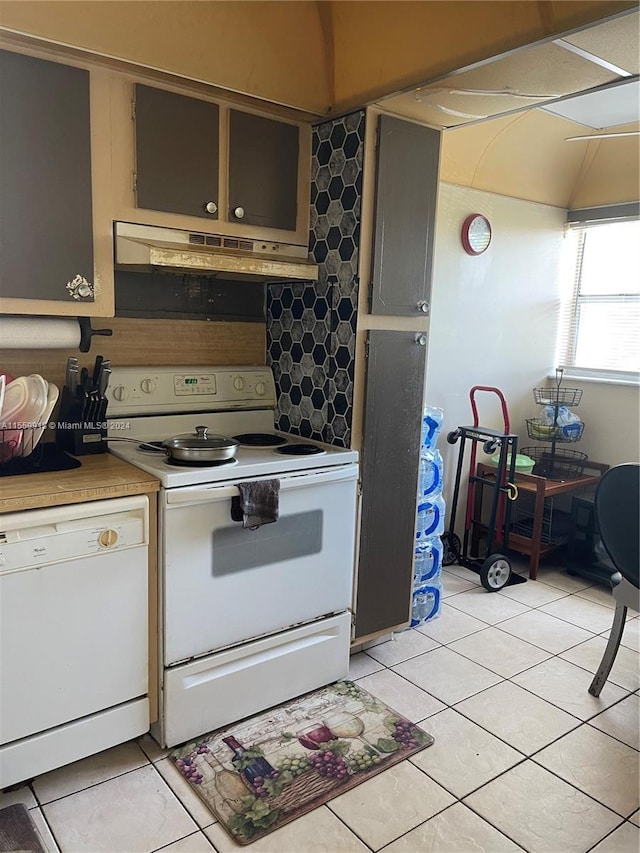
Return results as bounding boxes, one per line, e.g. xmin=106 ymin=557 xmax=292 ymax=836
xmin=533 ymin=386 xmax=583 ymax=407
xmin=526 ymin=418 xmax=585 ymax=443
xmin=520 ymin=446 xmax=588 ymax=480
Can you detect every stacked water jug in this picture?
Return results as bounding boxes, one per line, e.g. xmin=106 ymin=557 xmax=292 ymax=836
xmin=411 ymin=405 xmax=445 ymax=626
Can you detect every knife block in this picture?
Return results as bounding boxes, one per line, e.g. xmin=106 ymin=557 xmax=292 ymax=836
xmin=55 ymin=386 xmax=107 ymax=456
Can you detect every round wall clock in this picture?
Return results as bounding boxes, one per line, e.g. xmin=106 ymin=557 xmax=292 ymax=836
xmin=461 ymin=213 xmax=492 ymax=255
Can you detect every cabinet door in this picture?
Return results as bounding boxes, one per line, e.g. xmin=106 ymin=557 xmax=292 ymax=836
xmin=371 ymin=115 xmax=440 ymax=317
xmin=354 ymin=330 xmax=427 ymax=641
xmin=0 ymin=50 xmax=94 ymax=304
xmin=135 ymin=85 xmax=219 ymax=219
xmin=228 ymin=110 xmax=298 ymax=232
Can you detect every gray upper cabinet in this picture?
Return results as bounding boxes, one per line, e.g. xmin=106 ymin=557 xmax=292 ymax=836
xmin=228 ymin=109 xmax=299 ymax=232
xmin=135 ymin=84 xmax=220 ymax=220
xmin=133 ymin=88 xmax=300 ymax=233
xmin=0 ymin=49 xmax=94 ymax=304
xmin=371 ymin=115 xmax=440 ymax=316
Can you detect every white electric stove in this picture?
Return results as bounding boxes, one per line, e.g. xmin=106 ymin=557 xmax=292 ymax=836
xmin=106 ymin=366 xmax=359 ymax=748
xmin=106 ymin=365 xmax=357 ymax=487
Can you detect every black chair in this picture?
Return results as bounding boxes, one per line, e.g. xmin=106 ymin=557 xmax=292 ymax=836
xmin=588 ymin=463 xmax=640 ymax=697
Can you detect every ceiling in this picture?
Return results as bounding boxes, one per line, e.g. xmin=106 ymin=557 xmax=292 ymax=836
xmin=542 ymin=78 xmax=638 ymax=129
xmin=377 ymin=10 xmax=639 ymax=134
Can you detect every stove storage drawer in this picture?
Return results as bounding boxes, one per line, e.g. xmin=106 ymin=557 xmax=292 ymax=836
xmin=161 ymin=465 xmax=358 ymax=664
xmin=162 ymin=611 xmax=350 ymax=747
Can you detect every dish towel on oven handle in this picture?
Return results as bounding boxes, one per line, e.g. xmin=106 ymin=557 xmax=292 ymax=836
xmin=231 ymin=479 xmax=280 ymax=529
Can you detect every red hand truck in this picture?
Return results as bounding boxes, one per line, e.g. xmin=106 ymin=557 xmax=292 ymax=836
xmin=441 ymin=386 xmax=525 ymax=591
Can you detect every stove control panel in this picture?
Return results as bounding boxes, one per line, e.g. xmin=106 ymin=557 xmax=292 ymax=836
xmin=174 ymin=374 xmax=217 ymax=396
xmin=107 ymin=366 xmax=276 ymax=416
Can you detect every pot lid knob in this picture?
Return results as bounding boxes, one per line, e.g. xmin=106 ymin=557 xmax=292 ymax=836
xmin=195 ymin=425 xmax=209 ymax=439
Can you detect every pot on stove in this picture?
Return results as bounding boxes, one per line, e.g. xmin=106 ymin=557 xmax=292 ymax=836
xmin=161 ymin=426 xmax=238 ymax=463
xmin=107 ymin=426 xmax=238 ymax=463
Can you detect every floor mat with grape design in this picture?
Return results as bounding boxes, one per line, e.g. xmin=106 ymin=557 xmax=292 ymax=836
xmin=170 ymin=680 xmax=434 ymax=845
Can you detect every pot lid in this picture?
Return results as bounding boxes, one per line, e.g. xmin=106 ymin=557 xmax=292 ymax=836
xmin=164 ymin=426 xmax=239 ymax=449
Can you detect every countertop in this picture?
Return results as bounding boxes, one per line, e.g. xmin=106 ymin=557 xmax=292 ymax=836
xmin=0 ymin=451 xmax=160 ymax=513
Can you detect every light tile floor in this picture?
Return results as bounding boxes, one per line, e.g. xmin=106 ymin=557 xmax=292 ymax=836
xmin=2 ymin=560 xmax=638 ymax=852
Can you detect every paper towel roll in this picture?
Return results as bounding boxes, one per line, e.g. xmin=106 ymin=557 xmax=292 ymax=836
xmin=0 ymin=316 xmax=81 ymax=349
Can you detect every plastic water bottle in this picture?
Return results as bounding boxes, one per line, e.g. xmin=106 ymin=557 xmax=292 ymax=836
xmin=418 ymin=448 xmax=444 ymax=498
xmin=411 ymin=588 xmax=430 ymax=626
xmin=414 ymin=537 xmax=443 ymax=583
xmin=415 ymin=495 xmax=446 ymax=540
xmin=421 ymin=406 xmax=444 ymax=450
xmin=422 ymin=581 xmax=442 ymax=622
xmin=410 ymin=580 xmax=442 ymax=626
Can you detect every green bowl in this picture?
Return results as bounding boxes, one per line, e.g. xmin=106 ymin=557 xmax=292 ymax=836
xmin=488 ymin=453 xmax=535 ymax=475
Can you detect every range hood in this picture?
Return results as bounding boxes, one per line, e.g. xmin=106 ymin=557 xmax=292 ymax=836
xmin=114 ymin=222 xmax=318 ymax=281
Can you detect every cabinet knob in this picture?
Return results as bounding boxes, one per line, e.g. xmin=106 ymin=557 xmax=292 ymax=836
xmin=417 ymin=300 xmax=430 ymax=314
xmin=415 ymin=333 xmax=427 ymax=346
xmin=204 ymin=201 xmax=217 ymax=215
xmin=233 ymin=206 xmax=245 ymax=220
xmin=66 ymin=274 xmax=94 ymax=301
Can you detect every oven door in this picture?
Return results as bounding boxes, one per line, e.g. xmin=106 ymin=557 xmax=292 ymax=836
xmin=161 ymin=464 xmax=358 ymax=665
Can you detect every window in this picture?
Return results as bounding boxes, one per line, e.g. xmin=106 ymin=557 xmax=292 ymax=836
xmin=558 ymin=218 xmax=640 ymax=380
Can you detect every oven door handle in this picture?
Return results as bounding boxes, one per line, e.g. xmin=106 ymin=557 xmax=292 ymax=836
xmin=165 ymin=464 xmax=358 ymax=506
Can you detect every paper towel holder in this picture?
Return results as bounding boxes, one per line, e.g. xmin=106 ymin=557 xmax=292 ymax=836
xmin=78 ymin=318 xmax=113 ymax=353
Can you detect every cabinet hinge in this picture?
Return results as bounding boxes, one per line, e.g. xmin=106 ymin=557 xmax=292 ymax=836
xmin=364 ymin=338 xmax=370 ymax=359
xmin=132 ymin=172 xmax=137 ymax=192
xmin=131 ymin=99 xmax=136 ymax=121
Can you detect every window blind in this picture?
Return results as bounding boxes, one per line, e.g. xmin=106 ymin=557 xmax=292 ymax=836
xmin=556 ymin=219 xmax=640 ymax=379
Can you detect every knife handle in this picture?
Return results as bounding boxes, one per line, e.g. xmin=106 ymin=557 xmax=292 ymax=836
xmin=92 ymin=355 xmax=104 ymax=390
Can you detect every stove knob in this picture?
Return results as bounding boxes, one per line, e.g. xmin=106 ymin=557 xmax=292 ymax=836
xmin=112 ymin=385 xmax=128 ymax=402
xmin=255 ymin=381 xmax=266 ymax=396
xmin=233 ymin=376 xmax=245 ymax=391
xmin=140 ymin=378 xmax=156 ymax=394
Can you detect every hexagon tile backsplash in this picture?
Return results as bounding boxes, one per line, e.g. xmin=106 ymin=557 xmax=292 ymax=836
xmin=267 ymin=111 xmax=365 ymax=448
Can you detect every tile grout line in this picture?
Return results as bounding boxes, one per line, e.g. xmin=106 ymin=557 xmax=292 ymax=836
xmin=525 ymin=750 xmax=638 ymax=820
xmin=322 ymin=802 xmax=377 ymax=852
xmin=351 ymin=613 xmax=637 ymax=839
xmin=29 ymin=751 xmax=152 ymax=808
xmin=31 ymin=804 xmax=63 ymax=853
xmin=150 ymin=828 xmax=215 ymax=853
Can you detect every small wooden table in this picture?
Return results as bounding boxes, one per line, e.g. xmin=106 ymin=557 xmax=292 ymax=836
xmin=473 ymin=460 xmax=609 ymax=579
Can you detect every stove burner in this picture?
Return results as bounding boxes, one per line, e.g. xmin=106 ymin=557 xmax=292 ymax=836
xmin=233 ymin=433 xmax=288 ymax=447
xmin=275 ymin=443 xmax=325 ymax=456
xmin=138 ymin=441 xmax=166 ymax=453
xmin=164 ymin=457 xmax=239 ymax=468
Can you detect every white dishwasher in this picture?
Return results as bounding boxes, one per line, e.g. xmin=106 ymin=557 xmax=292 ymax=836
xmin=0 ymin=495 xmax=150 ymax=788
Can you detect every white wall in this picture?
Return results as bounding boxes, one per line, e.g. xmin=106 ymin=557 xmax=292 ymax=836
xmin=426 ymin=183 xmax=567 ymax=510
xmin=427 ymin=183 xmax=640 ymax=524
xmin=562 ymin=381 xmax=639 ymax=467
